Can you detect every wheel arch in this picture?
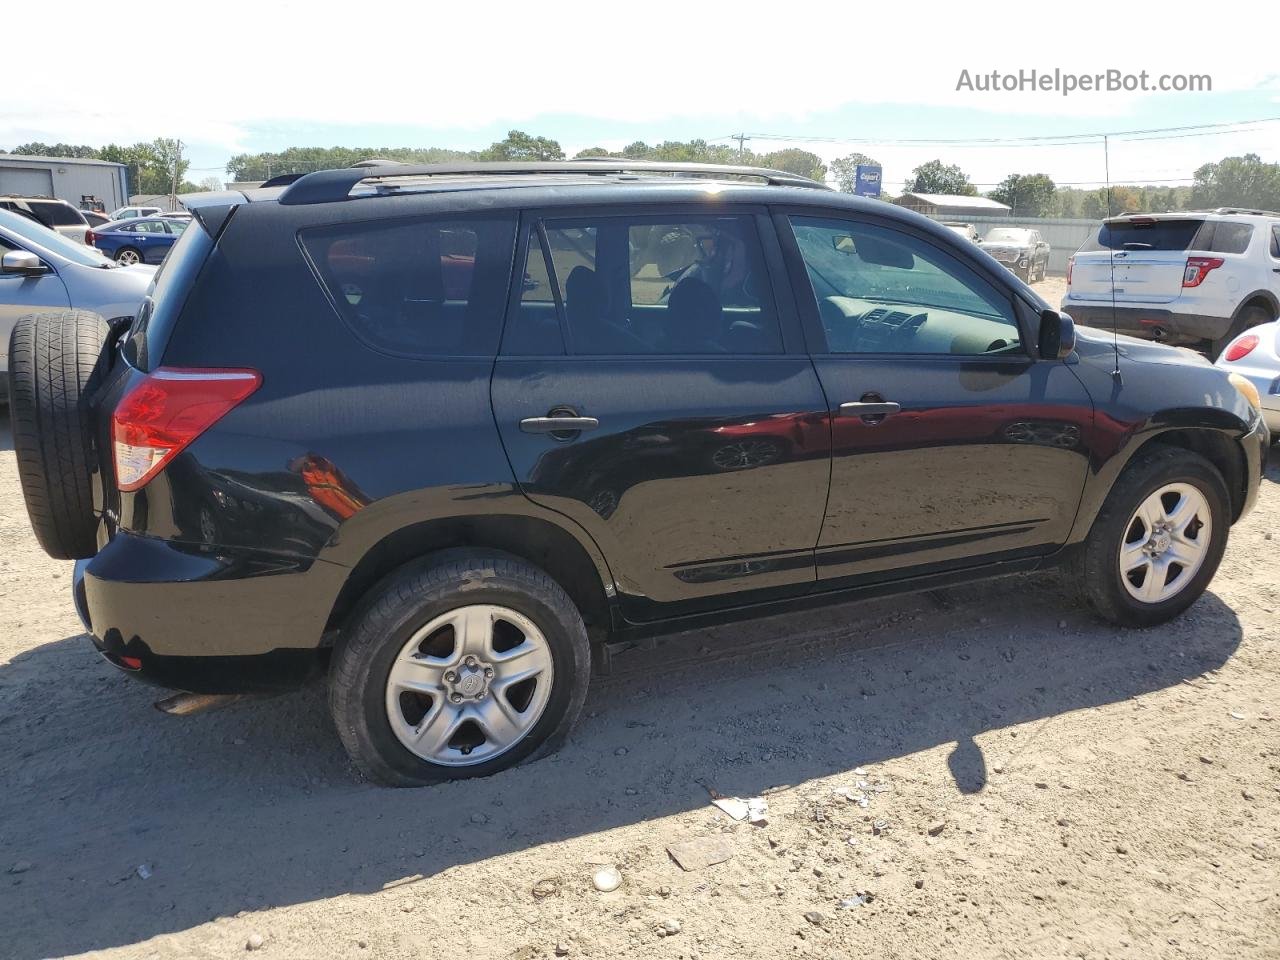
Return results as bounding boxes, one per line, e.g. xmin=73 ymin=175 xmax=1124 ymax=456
xmin=1232 ymin=291 xmax=1279 ymax=323
xmin=1072 ymin=421 xmax=1250 ymax=545
xmin=322 ymin=513 xmax=615 ymax=642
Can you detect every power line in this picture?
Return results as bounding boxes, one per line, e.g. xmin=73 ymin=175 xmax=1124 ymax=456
xmin=713 ymin=115 xmax=1280 ymax=148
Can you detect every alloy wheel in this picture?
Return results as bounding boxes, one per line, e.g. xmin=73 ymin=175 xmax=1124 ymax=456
xmin=1118 ymin=482 xmax=1212 ymax=604
xmin=384 ymin=604 xmax=554 ymax=766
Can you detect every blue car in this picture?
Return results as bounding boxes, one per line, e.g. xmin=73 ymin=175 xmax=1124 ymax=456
xmin=89 ymin=216 xmax=188 ymax=265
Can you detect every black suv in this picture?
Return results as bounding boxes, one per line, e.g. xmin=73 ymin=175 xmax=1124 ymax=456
xmin=7 ymin=162 xmax=1269 ymax=785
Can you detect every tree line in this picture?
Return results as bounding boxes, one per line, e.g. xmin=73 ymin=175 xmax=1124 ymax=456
xmin=1 ymin=139 xmax=218 ymax=196
xmin=10 ymin=130 xmax=1280 ymax=218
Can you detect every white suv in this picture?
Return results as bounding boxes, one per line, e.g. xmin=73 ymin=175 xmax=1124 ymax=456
xmin=0 ymin=196 xmax=90 ymax=244
xmin=1063 ymin=209 xmax=1280 ymax=353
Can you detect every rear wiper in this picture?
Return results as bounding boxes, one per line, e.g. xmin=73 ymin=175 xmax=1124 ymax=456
xmin=1121 ymin=242 xmax=1153 ymax=249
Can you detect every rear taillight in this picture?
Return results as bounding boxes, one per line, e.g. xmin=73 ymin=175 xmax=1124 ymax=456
xmin=1223 ymin=334 xmax=1260 ymax=362
xmin=112 ymin=368 xmax=261 ymax=491
xmin=1182 ymin=256 xmax=1224 ymax=288
xmin=86 ymin=230 xmax=96 ymax=246
xmin=1066 ymin=256 xmax=1074 ymax=285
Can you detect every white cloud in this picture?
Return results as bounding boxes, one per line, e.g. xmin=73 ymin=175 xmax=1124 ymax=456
xmin=4 ymin=0 xmax=1278 ymax=155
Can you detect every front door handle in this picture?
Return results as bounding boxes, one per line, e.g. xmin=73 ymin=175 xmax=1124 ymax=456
xmin=520 ymin=415 xmax=600 ymax=434
xmin=839 ymin=401 xmax=901 ymax=423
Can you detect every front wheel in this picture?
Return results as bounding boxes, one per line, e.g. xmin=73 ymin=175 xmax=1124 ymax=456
xmin=1080 ymin=446 xmax=1230 ymax=627
xmin=329 ymin=551 xmax=591 ymax=785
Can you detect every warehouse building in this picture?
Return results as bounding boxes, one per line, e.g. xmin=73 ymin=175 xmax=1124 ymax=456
xmin=0 ymin=154 xmax=129 ymax=212
xmin=894 ymin=193 xmax=1011 ymax=218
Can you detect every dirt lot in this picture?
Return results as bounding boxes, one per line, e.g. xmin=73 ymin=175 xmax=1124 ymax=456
xmin=2 ymin=392 xmax=1278 ymax=959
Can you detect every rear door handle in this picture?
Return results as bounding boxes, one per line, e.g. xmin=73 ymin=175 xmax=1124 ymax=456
xmin=519 ymin=416 xmax=600 ymax=434
xmin=839 ymin=401 xmax=901 ymax=421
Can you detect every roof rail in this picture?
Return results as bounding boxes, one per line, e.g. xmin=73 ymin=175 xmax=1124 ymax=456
xmin=278 ymin=160 xmax=830 ymax=205
xmin=1210 ymin=206 xmax=1280 ymax=217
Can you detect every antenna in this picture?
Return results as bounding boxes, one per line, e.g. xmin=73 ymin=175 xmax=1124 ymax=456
xmin=1104 ymin=134 xmax=1121 ymax=381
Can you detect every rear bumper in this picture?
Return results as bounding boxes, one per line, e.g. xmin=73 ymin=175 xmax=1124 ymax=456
xmin=1062 ymin=301 xmax=1231 ymax=343
xmin=76 ymin=532 xmax=345 ymax=693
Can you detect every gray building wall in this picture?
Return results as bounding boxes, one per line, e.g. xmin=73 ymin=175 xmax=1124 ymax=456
xmin=0 ymin=155 xmax=128 ymax=211
xmin=929 ymin=214 xmax=1102 ymax=275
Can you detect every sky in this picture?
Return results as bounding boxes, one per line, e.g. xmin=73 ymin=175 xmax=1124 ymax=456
xmin=5 ymin=0 xmax=1280 ymax=192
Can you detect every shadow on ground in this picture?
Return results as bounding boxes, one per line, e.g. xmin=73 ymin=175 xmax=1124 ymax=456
xmin=0 ymin=575 xmax=1243 ymax=959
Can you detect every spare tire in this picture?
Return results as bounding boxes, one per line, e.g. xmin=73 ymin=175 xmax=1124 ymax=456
xmin=7 ymin=311 xmax=113 ymax=560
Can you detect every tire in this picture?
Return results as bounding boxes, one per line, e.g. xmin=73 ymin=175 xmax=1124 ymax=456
xmin=7 ymin=311 xmax=112 ymax=560
xmin=329 ymin=551 xmax=591 ymax=786
xmin=1212 ymin=305 xmax=1272 ymax=359
xmin=1080 ymin=445 xmax=1230 ymax=628
xmin=114 ymin=247 xmax=143 ymax=266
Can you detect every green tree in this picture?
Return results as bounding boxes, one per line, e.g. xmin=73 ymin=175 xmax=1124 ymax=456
xmin=479 ymin=130 xmax=564 ymax=162
xmin=196 ymin=176 xmax=224 ymax=192
xmin=1190 ymin=153 xmax=1280 ymax=210
xmin=988 ymin=173 xmax=1056 ymax=217
xmin=829 ymin=152 xmax=881 ymax=193
xmin=759 ymin=148 xmax=826 ymax=181
xmin=98 ymin=142 xmax=163 ymax=194
xmin=903 ymin=159 xmax=975 ymax=196
xmin=6 ymin=142 xmax=100 ymax=159
xmin=573 ymin=146 xmax=611 ymax=158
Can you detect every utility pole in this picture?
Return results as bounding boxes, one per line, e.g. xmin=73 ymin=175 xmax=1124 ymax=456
xmin=170 ymin=139 xmax=182 ymax=212
xmin=733 ymin=133 xmax=748 ymax=161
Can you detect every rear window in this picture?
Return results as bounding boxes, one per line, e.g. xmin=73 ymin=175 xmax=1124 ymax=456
xmin=33 ymin=201 xmax=85 ymax=227
xmin=301 ymin=216 xmax=517 ymax=358
xmin=1080 ymin=219 xmax=1205 ymax=252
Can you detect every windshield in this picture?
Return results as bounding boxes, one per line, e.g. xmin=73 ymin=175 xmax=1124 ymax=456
xmin=0 ymin=208 xmax=112 ymax=268
xmin=984 ymin=229 xmax=1030 ymax=243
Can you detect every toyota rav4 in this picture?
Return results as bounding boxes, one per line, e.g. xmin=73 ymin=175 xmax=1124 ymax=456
xmin=7 ymin=162 xmax=1269 ymax=785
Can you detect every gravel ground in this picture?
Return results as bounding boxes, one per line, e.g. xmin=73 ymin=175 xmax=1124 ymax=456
xmin=1 ymin=384 xmax=1278 ymax=960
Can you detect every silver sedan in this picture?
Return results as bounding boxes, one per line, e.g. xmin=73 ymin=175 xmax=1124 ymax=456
xmin=1 ymin=209 xmax=156 ymax=400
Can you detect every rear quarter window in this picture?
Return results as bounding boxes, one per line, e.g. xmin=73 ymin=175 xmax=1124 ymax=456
xmin=123 ymin=220 xmax=213 ymax=370
xmin=1207 ymin=221 xmax=1254 ymax=254
xmin=300 ymin=216 xmax=517 ymax=358
xmin=34 ymin=202 xmax=85 ymax=227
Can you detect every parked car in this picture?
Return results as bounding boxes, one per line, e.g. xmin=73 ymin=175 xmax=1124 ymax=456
xmin=0 ymin=196 xmax=91 ymax=244
xmin=6 ymin=161 xmax=1267 ymax=786
xmin=159 ymin=211 xmax=192 ymax=222
xmin=1063 ymin=210 xmax=1280 ymax=354
xmin=81 ymin=210 xmax=111 ymax=228
xmin=1214 ymin=319 xmax=1280 ymax=434
xmin=942 ymin=221 xmax=980 ymax=243
xmin=88 ymin=215 xmax=188 ymax=265
xmin=108 ymin=205 xmax=163 ymax=221
xmin=0 ymin=208 xmax=154 ymax=402
xmin=981 ymin=227 xmax=1050 ymax=282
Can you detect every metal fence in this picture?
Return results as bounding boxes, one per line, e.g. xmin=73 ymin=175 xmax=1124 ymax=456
xmin=927 ymin=214 xmax=1101 ymax=275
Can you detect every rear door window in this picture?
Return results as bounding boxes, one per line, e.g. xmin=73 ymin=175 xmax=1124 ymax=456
xmin=1080 ymin=219 xmax=1204 ymax=252
xmin=301 ymin=216 xmax=517 ymax=357
xmin=514 ymin=214 xmax=783 ymax=356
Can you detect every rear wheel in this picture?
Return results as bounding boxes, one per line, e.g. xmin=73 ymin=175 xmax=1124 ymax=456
xmin=7 ymin=311 xmax=112 ymax=559
xmin=114 ymin=247 xmax=143 ymax=266
xmin=1080 ymin=446 xmax=1229 ymax=627
xmin=329 ymin=551 xmax=591 ymax=786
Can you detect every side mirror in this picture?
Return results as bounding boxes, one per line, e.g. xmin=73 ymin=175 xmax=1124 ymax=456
xmin=1038 ymin=309 xmax=1076 ymax=360
xmin=1 ymin=250 xmax=47 ymax=276
xmin=832 ymin=235 xmax=856 ymax=254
